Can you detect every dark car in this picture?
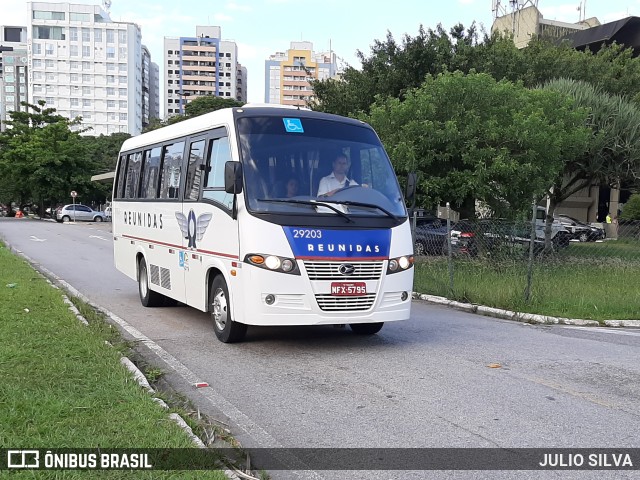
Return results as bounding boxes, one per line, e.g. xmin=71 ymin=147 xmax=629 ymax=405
xmin=413 ymin=217 xmax=478 ymax=256
xmin=555 ymin=214 xmax=605 ymax=242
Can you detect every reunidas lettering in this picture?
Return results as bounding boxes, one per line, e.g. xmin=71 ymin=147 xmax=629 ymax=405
xmin=123 ymin=211 xmax=163 ymax=229
xmin=307 ymin=243 xmax=381 ymax=253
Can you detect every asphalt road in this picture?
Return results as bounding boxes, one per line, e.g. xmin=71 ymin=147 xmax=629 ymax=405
xmin=1 ymin=217 xmax=639 ymax=479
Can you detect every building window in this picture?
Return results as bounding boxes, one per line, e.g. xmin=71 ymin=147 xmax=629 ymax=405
xmin=32 ymin=43 xmax=42 ymax=55
xmin=82 ymin=28 xmax=90 ymax=42
xmin=94 ymin=29 xmax=103 ymax=42
xmin=82 ymin=46 xmax=91 ymax=57
xmin=82 ymin=86 xmax=91 ymax=95
xmin=70 ymin=73 xmax=79 ymax=82
xmin=119 ymin=113 xmax=127 ymax=121
xmin=118 ymin=30 xmax=127 ymax=43
xmin=107 ymin=100 xmax=115 ymax=108
xmin=107 ymin=87 xmax=115 ymax=96
xmin=119 ymin=100 xmax=127 ymax=109
xmin=83 ymin=99 xmax=91 ymax=107
xmin=70 ymin=45 xmax=79 ymax=57
xmin=107 ymin=63 xmax=115 ymax=71
xmin=32 ymin=59 xmax=42 ymax=68
xmin=45 ymin=43 xmax=54 ymax=55
xmin=118 ymin=64 xmax=126 ymax=72
xmin=71 ymin=98 xmax=79 ymax=107
xmin=106 ymin=46 xmax=115 ymax=59
xmin=69 ymin=12 xmax=90 ymax=21
xmin=82 ymin=74 xmax=91 ymax=83
xmin=33 ymin=10 xmax=65 ymax=20
xmin=119 ymin=47 xmax=127 ymax=60
xmin=82 ymin=62 xmax=91 ymax=70
xmin=119 ymin=88 xmax=127 ymax=96
xmin=70 ymin=61 xmax=80 ymax=70
xmin=118 ymin=76 xmax=126 ymax=84
xmin=106 ymin=30 xmax=114 ymax=43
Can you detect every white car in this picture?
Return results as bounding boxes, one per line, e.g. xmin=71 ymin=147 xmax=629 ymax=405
xmin=56 ymin=204 xmax=106 ymax=223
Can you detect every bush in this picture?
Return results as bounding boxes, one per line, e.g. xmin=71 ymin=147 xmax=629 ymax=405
xmin=620 ymin=193 xmax=640 ymax=220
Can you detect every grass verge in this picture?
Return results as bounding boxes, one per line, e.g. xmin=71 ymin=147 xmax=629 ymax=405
xmin=415 ymin=255 xmax=640 ymax=321
xmin=0 ymin=242 xmax=228 ymax=478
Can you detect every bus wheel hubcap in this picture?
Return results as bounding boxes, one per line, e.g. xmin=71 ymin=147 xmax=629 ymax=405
xmin=212 ymin=289 xmax=228 ymax=331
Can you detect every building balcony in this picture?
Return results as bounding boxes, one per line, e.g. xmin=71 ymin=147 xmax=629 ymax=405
xmin=182 ymin=64 xmax=216 ymax=72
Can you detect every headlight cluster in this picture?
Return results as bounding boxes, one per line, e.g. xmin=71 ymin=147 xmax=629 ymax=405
xmin=245 ymin=254 xmax=300 ymax=275
xmin=387 ymin=255 xmax=414 ymax=274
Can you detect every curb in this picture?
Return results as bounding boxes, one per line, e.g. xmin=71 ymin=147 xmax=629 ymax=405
xmin=412 ymin=292 xmax=640 ymax=328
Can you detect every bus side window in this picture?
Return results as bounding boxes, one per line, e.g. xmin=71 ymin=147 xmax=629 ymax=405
xmin=115 ymin=154 xmax=128 ymax=199
xmin=124 ymin=152 xmax=142 ymax=199
xmin=184 ymin=139 xmax=206 ymax=201
xmin=140 ymin=146 xmax=161 ymax=199
xmin=203 ymin=137 xmax=233 ymax=209
xmin=159 ymin=141 xmax=185 ymax=200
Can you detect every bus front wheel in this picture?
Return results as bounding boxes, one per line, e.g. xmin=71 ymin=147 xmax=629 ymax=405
xmin=210 ymin=275 xmax=247 ymax=343
xmin=138 ymin=258 xmax=164 ymax=307
xmin=349 ymin=322 xmax=384 ymax=335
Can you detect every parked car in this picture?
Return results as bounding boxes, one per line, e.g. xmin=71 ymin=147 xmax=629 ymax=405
xmin=56 ymin=204 xmax=106 ymax=223
xmin=555 ymin=214 xmax=605 ymax=242
xmin=414 ymin=217 xmax=478 ymax=256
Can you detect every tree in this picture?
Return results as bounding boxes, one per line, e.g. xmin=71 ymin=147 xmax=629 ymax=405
xmin=620 ymin=194 xmax=640 ymax=220
xmin=311 ymin=25 xmax=640 ymax=117
xmin=362 ymin=72 xmax=590 ymax=218
xmin=81 ymin=132 xmax=131 ymax=202
xmin=0 ymin=101 xmax=91 ymax=216
xmin=184 ymin=96 xmax=242 ymax=117
xmin=542 ymin=79 xmax=640 ymax=248
xmin=143 ymin=96 xmax=243 ymax=133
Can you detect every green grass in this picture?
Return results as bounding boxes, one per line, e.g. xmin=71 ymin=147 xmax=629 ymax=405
xmin=0 ymin=243 xmax=228 ymax=478
xmin=415 ymin=253 xmax=640 ymax=321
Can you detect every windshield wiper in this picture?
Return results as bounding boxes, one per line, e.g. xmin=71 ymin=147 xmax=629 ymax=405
xmin=256 ymin=199 xmax=354 ymax=223
xmin=322 ymin=200 xmax=399 ymax=220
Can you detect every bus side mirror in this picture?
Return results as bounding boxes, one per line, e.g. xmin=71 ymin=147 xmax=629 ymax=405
xmin=224 ymin=161 xmax=243 ymax=194
xmin=405 ymin=172 xmax=417 ymax=209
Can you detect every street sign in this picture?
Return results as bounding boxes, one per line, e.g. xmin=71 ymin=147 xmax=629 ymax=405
xmin=70 ymin=191 xmax=77 ymax=198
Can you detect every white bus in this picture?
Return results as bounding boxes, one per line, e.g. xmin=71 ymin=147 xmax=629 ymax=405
xmin=112 ymin=105 xmax=415 ymax=342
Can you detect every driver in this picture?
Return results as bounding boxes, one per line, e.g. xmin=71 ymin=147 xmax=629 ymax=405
xmin=317 ymin=154 xmax=359 ymax=197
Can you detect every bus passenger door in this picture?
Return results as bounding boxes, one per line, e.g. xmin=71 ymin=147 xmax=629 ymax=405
xmin=182 ymin=130 xmax=239 ymax=311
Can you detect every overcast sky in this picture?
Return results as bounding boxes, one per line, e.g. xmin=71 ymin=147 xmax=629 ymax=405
xmin=3 ymin=0 xmax=640 ymax=114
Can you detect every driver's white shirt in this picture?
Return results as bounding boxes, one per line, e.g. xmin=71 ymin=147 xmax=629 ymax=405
xmin=317 ymin=173 xmax=358 ymax=196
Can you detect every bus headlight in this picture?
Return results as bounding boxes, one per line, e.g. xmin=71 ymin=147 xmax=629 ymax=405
xmin=387 ymin=255 xmax=414 ymax=275
xmin=245 ymin=254 xmax=300 ymax=275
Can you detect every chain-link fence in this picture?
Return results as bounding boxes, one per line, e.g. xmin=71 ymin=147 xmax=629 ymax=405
xmin=411 ymin=206 xmax=640 ymax=321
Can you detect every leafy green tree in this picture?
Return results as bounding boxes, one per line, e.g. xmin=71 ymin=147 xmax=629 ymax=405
xmin=620 ymin=194 xmax=640 ymax=220
xmin=542 ymin=79 xmax=640 ymax=247
xmin=0 ymin=101 xmax=91 ymax=216
xmin=311 ymin=25 xmax=640 ymax=117
xmin=184 ymin=96 xmax=242 ymax=117
xmin=363 ymin=72 xmax=590 ymax=218
xmin=143 ymin=96 xmax=242 ymax=133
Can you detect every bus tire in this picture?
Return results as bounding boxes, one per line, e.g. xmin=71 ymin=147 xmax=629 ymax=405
xmin=138 ymin=258 xmax=165 ymax=307
xmin=210 ymin=275 xmax=247 ymax=343
xmin=349 ymin=322 xmax=384 ymax=335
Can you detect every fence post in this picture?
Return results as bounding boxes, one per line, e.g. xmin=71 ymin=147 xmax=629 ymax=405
xmin=446 ymin=202 xmax=454 ymax=297
xmin=524 ymin=199 xmax=537 ymax=303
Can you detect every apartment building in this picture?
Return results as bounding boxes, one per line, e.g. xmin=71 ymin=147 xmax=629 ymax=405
xmin=164 ymin=26 xmax=244 ymax=117
xmin=264 ymin=41 xmax=337 ymax=106
xmin=0 ymin=26 xmax=28 ymax=132
xmin=27 ymin=2 xmax=146 ymax=136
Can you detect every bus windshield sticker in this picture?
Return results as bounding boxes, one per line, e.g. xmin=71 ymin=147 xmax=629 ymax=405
xmin=283 ymin=118 xmax=304 ymax=133
xmin=283 ymin=227 xmax=390 ymax=259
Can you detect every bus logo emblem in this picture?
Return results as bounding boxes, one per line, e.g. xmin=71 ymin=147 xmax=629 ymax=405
xmin=338 ymin=264 xmax=355 ymax=276
xmin=175 ymin=210 xmax=212 ymax=248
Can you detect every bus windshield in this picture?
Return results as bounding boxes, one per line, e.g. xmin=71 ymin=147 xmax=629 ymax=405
xmin=236 ymin=116 xmax=406 ymax=218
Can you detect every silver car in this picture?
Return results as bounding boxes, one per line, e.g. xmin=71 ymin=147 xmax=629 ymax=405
xmin=56 ymin=204 xmax=106 ymax=223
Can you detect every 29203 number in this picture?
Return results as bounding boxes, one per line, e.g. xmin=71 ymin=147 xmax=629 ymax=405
xmin=293 ymin=229 xmax=322 ymax=239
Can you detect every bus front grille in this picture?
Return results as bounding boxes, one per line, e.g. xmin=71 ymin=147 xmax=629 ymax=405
xmin=315 ymin=294 xmax=376 ymax=311
xmin=303 ymin=261 xmax=384 ymax=281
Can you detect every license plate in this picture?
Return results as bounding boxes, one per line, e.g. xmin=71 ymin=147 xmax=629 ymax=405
xmin=330 ymin=282 xmax=366 ymax=296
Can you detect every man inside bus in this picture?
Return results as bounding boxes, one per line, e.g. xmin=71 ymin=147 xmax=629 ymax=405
xmin=317 ymin=153 xmax=360 ymax=197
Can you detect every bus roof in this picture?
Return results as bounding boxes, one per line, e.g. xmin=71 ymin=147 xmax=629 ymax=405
xmin=119 ymin=105 xmax=368 ymax=153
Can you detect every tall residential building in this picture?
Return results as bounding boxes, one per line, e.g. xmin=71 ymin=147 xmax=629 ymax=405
xmin=0 ymin=25 xmax=28 ymax=132
xmin=264 ymin=41 xmax=338 ymax=106
xmin=27 ymin=2 xmax=144 ymax=136
xmin=149 ymin=61 xmax=160 ymax=120
xmin=164 ymin=26 xmax=243 ymax=117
